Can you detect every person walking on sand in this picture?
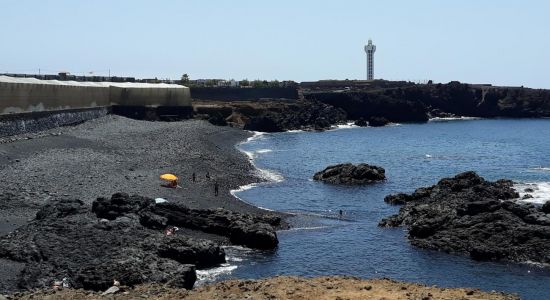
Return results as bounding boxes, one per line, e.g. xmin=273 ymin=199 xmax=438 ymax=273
xmin=214 ymin=181 xmax=219 ymax=196
xmin=192 ymin=172 xmax=196 ymax=182
xmin=206 ymin=171 xmax=210 ymax=179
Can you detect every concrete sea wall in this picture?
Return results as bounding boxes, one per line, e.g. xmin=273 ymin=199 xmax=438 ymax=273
xmin=0 ymin=107 xmax=109 ymax=138
xmin=0 ymin=81 xmax=110 ymax=115
xmin=0 ymin=76 xmax=192 ymax=136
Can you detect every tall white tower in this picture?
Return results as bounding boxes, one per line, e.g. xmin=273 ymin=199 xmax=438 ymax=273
xmin=364 ymin=39 xmax=376 ymax=80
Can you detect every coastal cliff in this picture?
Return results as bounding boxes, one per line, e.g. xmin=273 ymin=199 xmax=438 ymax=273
xmin=303 ymin=80 xmax=550 ymax=123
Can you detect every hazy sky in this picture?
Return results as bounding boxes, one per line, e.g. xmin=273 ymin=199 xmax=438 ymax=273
xmin=1 ymin=0 xmax=549 ymax=87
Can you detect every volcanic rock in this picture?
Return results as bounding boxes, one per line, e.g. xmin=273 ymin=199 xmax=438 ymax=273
xmin=354 ymin=118 xmax=367 ymax=127
xmin=379 ymin=171 xmax=550 ymax=264
xmin=368 ymin=116 xmax=390 ymax=127
xmin=0 ymin=193 xmax=280 ymax=292
xmin=313 ymin=163 xmax=386 ymax=185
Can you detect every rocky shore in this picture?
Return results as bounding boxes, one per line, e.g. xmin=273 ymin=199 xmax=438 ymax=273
xmin=0 ymin=193 xmax=279 ymax=292
xmin=0 ymin=115 xmax=282 ymax=294
xmin=380 ymin=171 xmax=550 ymax=264
xmin=11 ymin=276 xmax=519 ymax=300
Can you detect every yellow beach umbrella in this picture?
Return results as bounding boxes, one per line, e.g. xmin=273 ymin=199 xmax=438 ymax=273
xmin=160 ymin=173 xmax=178 ymax=181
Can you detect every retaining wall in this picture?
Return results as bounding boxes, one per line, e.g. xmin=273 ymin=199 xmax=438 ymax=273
xmin=0 ymin=76 xmax=191 ymax=115
xmin=0 ymin=107 xmax=109 ymax=138
xmin=0 ymin=81 xmax=110 ymax=115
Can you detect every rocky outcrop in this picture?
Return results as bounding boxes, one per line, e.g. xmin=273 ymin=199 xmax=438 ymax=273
xmin=367 ymin=116 xmax=390 ymax=127
xmin=194 ymin=100 xmax=347 ymax=132
xmin=313 ymin=163 xmax=386 ymax=185
xmin=242 ymin=100 xmax=347 ymax=132
xmin=306 ymin=81 xmax=550 ymax=122
xmin=0 ymin=193 xmax=280 ymax=292
xmin=147 ymin=202 xmax=280 ymax=250
xmin=0 ymin=198 xmax=200 ymax=291
xmin=379 ymin=171 xmax=550 ymax=264
xmin=305 ymin=91 xmax=429 ymax=123
xmin=92 ymin=193 xmax=279 ymax=250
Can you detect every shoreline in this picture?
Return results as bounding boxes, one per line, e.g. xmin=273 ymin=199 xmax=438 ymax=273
xmin=0 ymin=116 xmax=286 ymax=293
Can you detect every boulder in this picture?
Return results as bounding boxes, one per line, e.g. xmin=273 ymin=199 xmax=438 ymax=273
xmin=313 ymin=163 xmax=386 ymax=185
xmin=367 ymin=116 xmax=390 ymax=127
xmin=542 ymin=201 xmax=550 ymax=214
xmin=354 ymin=118 xmax=368 ymax=127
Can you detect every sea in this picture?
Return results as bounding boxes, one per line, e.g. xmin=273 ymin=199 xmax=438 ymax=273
xmin=199 ymin=119 xmax=550 ymax=299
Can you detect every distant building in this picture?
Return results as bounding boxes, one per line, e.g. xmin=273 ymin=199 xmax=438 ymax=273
xmin=364 ymin=39 xmax=376 ymax=81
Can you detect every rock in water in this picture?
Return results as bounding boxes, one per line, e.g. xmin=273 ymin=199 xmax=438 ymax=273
xmin=379 ymin=171 xmax=550 ymax=264
xmin=313 ymin=163 xmax=386 ymax=185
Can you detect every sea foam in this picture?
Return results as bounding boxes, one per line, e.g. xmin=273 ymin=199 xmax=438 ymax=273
xmin=514 ymin=182 xmax=550 ymax=205
xmin=429 ymin=116 xmax=481 ymax=122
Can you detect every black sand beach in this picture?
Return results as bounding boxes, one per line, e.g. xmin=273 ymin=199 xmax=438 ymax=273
xmin=0 ymin=116 xmax=282 ymax=293
xmin=0 ymin=115 xmax=273 ymax=234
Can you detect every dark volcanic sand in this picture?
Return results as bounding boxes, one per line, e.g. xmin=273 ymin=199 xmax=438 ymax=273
xmin=0 ymin=116 xmax=278 ymax=292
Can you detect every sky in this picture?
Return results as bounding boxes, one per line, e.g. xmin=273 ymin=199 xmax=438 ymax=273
xmin=1 ymin=0 xmax=549 ymax=88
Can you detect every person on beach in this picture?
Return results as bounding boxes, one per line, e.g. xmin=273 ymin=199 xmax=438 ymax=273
xmin=339 ymin=210 xmax=343 ymax=219
xmin=169 ymin=179 xmax=178 ymax=188
xmin=206 ymin=171 xmax=211 ymax=179
xmin=192 ymin=172 xmax=196 ymax=182
xmin=214 ymin=181 xmax=219 ymax=196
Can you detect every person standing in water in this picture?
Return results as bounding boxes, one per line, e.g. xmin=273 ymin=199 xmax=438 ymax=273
xmin=214 ymin=181 xmax=219 ymax=196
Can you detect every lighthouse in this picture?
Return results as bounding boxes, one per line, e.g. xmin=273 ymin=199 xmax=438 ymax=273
xmin=364 ymin=39 xmax=376 ymax=81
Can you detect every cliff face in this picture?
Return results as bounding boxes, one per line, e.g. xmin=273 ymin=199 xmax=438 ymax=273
xmin=403 ymin=82 xmax=550 ymax=118
xmin=303 ymin=81 xmax=550 ymax=122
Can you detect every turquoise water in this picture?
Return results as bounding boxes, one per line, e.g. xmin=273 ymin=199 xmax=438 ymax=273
xmin=222 ymin=119 xmax=550 ymax=299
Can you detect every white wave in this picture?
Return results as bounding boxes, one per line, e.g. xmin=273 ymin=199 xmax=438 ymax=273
xmin=514 ymin=182 xmax=550 ymax=205
xmin=255 ymin=167 xmax=284 ymax=183
xmin=529 ymin=167 xmax=550 ymax=172
xmin=230 ymin=183 xmax=275 ymax=212
xmin=333 ymin=122 xmax=357 ymax=129
xmin=425 ymin=154 xmax=432 ymax=158
xmin=195 ymin=264 xmax=238 ymax=285
xmin=429 ymin=116 xmax=480 ymax=122
xmin=256 ymin=149 xmax=272 ymax=153
xmin=226 ymin=256 xmax=243 ymax=262
xmin=243 ymin=150 xmax=254 ymax=160
xmin=222 ymin=245 xmax=254 ymax=251
xmin=283 ymin=226 xmax=331 ymax=231
xmin=287 ymin=129 xmax=304 ymax=133
xmin=245 ymin=131 xmax=266 ymax=143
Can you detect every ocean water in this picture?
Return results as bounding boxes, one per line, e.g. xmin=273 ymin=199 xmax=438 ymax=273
xmin=206 ymin=119 xmax=550 ymax=299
